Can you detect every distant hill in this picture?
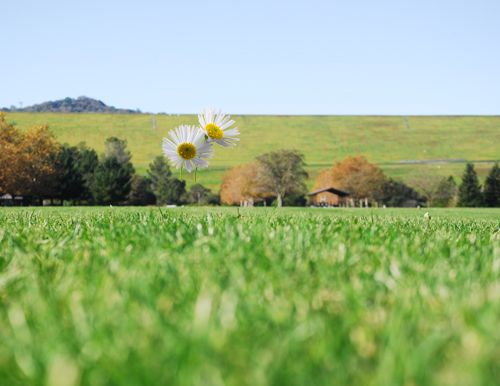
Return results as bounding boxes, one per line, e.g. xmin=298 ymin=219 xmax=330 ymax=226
xmin=1 ymin=96 xmax=140 ymax=114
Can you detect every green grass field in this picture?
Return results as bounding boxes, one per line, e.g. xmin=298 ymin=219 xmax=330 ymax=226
xmin=6 ymin=113 xmax=500 ymax=189
xmin=0 ymin=207 xmax=499 ymax=385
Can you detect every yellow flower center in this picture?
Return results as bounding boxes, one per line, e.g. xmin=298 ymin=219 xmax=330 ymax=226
xmin=177 ymin=142 xmax=196 ymax=160
xmin=206 ymin=123 xmax=224 ymax=140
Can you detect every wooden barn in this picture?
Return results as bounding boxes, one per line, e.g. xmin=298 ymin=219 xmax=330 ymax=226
xmin=308 ymin=186 xmax=350 ymax=207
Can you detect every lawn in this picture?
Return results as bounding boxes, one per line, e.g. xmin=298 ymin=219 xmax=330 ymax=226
xmin=0 ymin=207 xmax=499 ymax=386
xmin=6 ymin=113 xmax=500 ymax=189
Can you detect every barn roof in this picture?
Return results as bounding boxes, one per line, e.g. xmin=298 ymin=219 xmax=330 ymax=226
xmin=307 ymin=186 xmax=350 ymax=197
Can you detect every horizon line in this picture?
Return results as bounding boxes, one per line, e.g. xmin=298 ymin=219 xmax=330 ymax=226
xmin=3 ymin=111 xmax=500 ymax=117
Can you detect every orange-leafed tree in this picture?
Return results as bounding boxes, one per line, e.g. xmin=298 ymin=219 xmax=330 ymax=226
xmin=220 ymin=163 xmax=265 ymax=205
xmin=0 ymin=113 xmax=24 ymax=194
xmin=0 ymin=114 xmax=60 ymax=197
xmin=20 ymin=125 xmax=60 ymax=197
xmin=313 ymin=155 xmax=387 ymax=201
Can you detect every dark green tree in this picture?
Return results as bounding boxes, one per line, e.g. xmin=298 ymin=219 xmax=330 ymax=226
xmin=77 ymin=144 xmax=99 ymax=174
xmin=88 ymin=138 xmax=134 ymax=204
xmin=283 ymin=192 xmax=307 ymax=207
xmin=159 ymin=178 xmax=186 ymax=205
xmin=185 ymin=183 xmax=219 ymax=205
xmin=205 ymin=192 xmax=220 ymax=205
xmin=377 ymin=179 xmax=426 ymax=207
xmin=434 ymin=176 xmax=457 ymax=207
xmin=89 ymin=157 xmax=133 ymax=204
xmin=53 ymin=144 xmax=86 ymax=202
xmin=458 ymin=163 xmax=483 ymax=207
xmin=147 ymin=156 xmax=186 ymax=205
xmin=148 ymin=156 xmax=172 ymax=189
xmin=256 ymin=149 xmax=308 ymax=207
xmin=128 ymin=175 xmax=156 ymax=206
xmin=483 ymin=163 xmax=500 ymax=207
xmin=76 ymin=144 xmax=99 ymax=200
xmin=104 ymin=137 xmax=133 ymax=167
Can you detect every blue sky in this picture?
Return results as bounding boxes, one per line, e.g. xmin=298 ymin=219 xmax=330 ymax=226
xmin=1 ymin=0 xmax=499 ymax=114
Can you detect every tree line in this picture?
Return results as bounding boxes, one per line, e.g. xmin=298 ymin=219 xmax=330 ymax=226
xmin=220 ymin=154 xmax=425 ymax=207
xmin=220 ymin=152 xmax=499 ymax=207
xmin=1 ymin=113 xmax=498 ymax=207
xmin=456 ymin=163 xmax=499 ymax=207
xmin=0 ymin=113 xmax=217 ymax=206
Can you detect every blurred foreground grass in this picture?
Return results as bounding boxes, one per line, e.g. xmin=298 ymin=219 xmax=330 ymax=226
xmin=0 ymin=207 xmax=499 ymax=386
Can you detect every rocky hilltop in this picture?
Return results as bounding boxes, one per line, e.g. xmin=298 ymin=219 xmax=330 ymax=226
xmin=1 ymin=96 xmax=140 ymax=113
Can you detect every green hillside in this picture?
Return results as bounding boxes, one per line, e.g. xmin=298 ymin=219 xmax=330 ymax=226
xmin=6 ymin=113 xmax=500 ymax=190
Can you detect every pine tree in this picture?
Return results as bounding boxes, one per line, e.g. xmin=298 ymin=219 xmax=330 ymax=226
xmin=186 ymin=183 xmax=219 ymax=205
xmin=88 ymin=138 xmax=134 ymax=204
xmin=434 ymin=176 xmax=457 ymax=207
xmin=458 ymin=163 xmax=483 ymax=207
xmin=483 ymin=163 xmax=500 ymax=207
xmin=127 ymin=175 xmax=156 ymax=205
xmin=147 ymin=156 xmax=186 ymax=205
xmin=147 ymin=156 xmax=172 ymax=191
xmin=89 ymin=157 xmax=133 ymax=204
xmin=157 ymin=178 xmax=186 ymax=205
xmin=378 ymin=178 xmax=425 ymax=207
xmin=76 ymin=145 xmax=99 ymax=201
xmin=104 ymin=137 xmax=133 ymax=166
xmin=54 ymin=145 xmax=86 ymax=202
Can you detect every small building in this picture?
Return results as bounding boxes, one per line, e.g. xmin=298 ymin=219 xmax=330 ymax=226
xmin=308 ymin=186 xmax=350 ymax=207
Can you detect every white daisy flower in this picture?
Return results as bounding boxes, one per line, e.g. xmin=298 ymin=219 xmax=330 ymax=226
xmin=198 ymin=108 xmax=240 ymax=147
xmin=162 ymin=125 xmax=213 ymax=172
